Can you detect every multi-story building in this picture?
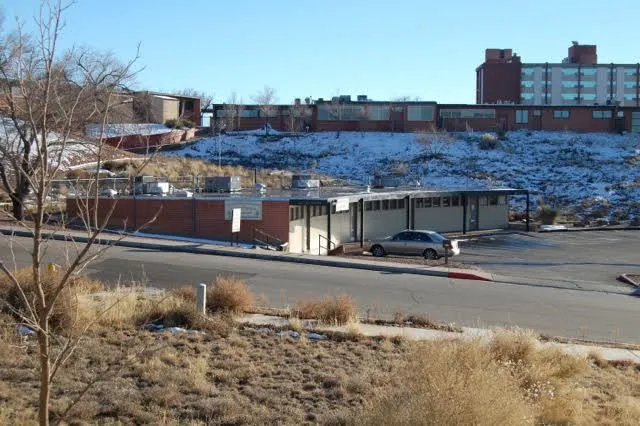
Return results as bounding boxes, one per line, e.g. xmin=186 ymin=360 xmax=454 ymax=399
xmin=477 ymin=43 xmax=640 ymax=107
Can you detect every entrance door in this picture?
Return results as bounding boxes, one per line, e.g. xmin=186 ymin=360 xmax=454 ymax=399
xmin=349 ymin=203 xmax=358 ymax=242
xmin=468 ymin=196 xmax=479 ymax=231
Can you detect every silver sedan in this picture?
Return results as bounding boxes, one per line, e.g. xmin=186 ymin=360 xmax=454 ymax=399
xmin=367 ymin=230 xmax=460 ymax=259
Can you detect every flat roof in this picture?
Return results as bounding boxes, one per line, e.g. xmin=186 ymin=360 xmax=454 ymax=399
xmin=122 ymin=185 xmax=527 ymax=204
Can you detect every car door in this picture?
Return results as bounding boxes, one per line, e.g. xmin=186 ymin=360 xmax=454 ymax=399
xmin=412 ymin=232 xmax=433 ymax=255
xmin=386 ymin=231 xmax=411 ymax=255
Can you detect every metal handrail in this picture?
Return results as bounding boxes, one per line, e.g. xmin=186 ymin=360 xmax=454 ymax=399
xmin=252 ymin=227 xmax=284 ymax=248
xmin=319 ymin=234 xmax=336 ymax=254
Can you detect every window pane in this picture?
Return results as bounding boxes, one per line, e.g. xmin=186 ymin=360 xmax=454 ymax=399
xmin=432 ymin=197 xmax=440 ymax=207
xmin=367 ymin=105 xmax=390 ymax=120
xmin=407 ymin=106 xmax=434 ymax=121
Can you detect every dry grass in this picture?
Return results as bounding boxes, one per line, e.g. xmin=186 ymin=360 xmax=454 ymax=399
xmin=354 ymin=328 xmax=639 ymax=426
xmin=294 ymin=294 xmax=357 ymax=325
xmin=1 ymin=285 xmax=639 ymax=424
xmin=0 ymin=267 xmax=103 ymax=335
xmin=119 ymin=156 xmax=294 ymax=189
xmin=171 ymin=276 xmax=254 ymax=315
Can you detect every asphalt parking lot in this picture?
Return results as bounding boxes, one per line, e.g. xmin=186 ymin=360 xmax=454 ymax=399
xmin=456 ymin=231 xmax=640 ymax=292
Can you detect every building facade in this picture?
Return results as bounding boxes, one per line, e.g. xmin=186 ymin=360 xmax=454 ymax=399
xmin=476 ymin=43 xmax=640 ymax=107
xmin=67 ymin=187 xmax=526 ymax=255
xmin=210 ymin=100 xmax=640 ymax=134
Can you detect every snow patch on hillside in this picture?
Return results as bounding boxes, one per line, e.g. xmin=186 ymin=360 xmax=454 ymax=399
xmin=163 ymin=130 xmax=640 ymax=219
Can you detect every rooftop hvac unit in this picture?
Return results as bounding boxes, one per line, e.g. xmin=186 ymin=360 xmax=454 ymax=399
xmin=146 ymin=182 xmax=171 ymax=195
xmin=204 ymin=176 xmax=241 ymax=193
xmin=357 ymin=95 xmax=368 ymax=102
xmin=294 ymin=98 xmax=301 ymax=105
xmin=339 ymin=95 xmax=351 ymax=103
xmin=292 ymin=174 xmax=320 ymax=189
xmin=372 ymin=175 xmax=401 ymax=189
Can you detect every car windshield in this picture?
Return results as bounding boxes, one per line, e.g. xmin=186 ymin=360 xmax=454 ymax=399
xmin=428 ymin=232 xmax=446 ymax=242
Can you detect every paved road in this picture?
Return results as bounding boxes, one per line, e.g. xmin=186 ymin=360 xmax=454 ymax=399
xmin=457 ymin=231 xmax=640 ymax=291
xmin=1 ymin=235 xmax=639 ymax=343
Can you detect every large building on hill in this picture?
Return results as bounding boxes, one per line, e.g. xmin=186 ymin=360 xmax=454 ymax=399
xmin=210 ymin=96 xmax=640 ymax=134
xmin=476 ymin=42 xmax=640 ymax=107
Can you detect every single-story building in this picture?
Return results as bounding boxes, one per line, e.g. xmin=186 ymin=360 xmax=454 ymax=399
xmin=67 ymin=185 xmax=529 ymax=255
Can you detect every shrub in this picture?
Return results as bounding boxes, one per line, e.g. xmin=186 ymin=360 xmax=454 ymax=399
xmin=0 ymin=267 xmax=97 ymax=335
xmin=164 ymin=118 xmax=180 ymax=128
xmin=207 ymin=276 xmax=255 ymax=314
xmin=165 ymin=118 xmax=196 ymax=129
xmin=479 ymin=133 xmax=499 ymax=150
xmin=537 ymin=205 xmax=559 ymax=225
xmin=357 ymin=339 xmax=534 ymax=425
xmin=294 ymin=294 xmax=357 ymax=325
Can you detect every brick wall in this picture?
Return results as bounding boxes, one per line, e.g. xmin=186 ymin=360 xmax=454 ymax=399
xmin=66 ymin=197 xmax=291 ymax=244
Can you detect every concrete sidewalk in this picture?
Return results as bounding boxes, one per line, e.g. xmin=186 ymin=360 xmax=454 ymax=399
xmin=241 ymin=314 xmax=640 ymax=364
xmin=0 ymin=226 xmax=493 ymax=281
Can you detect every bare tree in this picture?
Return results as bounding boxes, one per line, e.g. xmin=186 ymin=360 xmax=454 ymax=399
xmin=0 ymin=2 xmax=153 ymax=424
xmin=286 ymin=100 xmax=311 ymax=133
xmin=252 ymin=86 xmax=277 ymax=135
xmin=218 ymin=91 xmax=244 ymax=132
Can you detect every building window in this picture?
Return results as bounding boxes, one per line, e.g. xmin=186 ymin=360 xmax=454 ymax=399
xmin=623 ymin=68 xmax=638 ymax=77
xmin=515 ymin=110 xmax=529 ymax=124
xmin=407 ymin=106 xmax=434 ymax=121
xmin=592 ymin=110 xmax=613 ymax=119
xmin=581 ymin=68 xmax=597 ymax=77
xmin=240 ymin=109 xmax=259 ymax=118
xmin=499 ymin=195 xmax=507 ymax=205
xmin=553 ymin=110 xmax=570 ymax=119
xmin=624 ymin=82 xmax=638 ymax=89
xmin=521 ymin=68 xmax=534 ymax=77
xmin=415 ymin=198 xmax=424 ymax=208
xmin=432 ymin=197 xmax=441 ymax=207
xmin=442 ymin=197 xmax=450 ymax=207
xmin=398 ymin=199 xmax=405 ymax=209
xmin=561 ymin=81 xmax=578 ymax=89
xmin=390 ymin=199 xmax=397 ymax=210
xmin=365 ymin=201 xmax=372 ymax=211
xmin=580 ymin=93 xmax=596 ymax=102
xmin=382 ymin=200 xmax=389 ymax=210
xmin=520 ymin=93 xmax=534 ymax=103
xmin=373 ymin=200 xmax=380 ymax=211
xmin=489 ymin=195 xmax=499 ymax=206
xmin=562 ymin=68 xmax=579 ymax=76
xmin=479 ymin=196 xmax=488 ymax=206
xmin=533 ymin=110 xmax=542 ymax=117
xmin=581 ymin=81 xmax=596 ymax=88
xmin=521 ymin=81 xmax=535 ymax=88
xmin=439 ymin=109 xmax=496 ymax=119
xmin=452 ymin=196 xmax=460 ymax=206
xmin=424 ymin=197 xmax=432 ymax=208
xmin=367 ymin=105 xmax=390 ymax=121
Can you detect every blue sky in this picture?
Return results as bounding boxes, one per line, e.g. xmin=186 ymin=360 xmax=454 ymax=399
xmin=3 ymin=0 xmax=639 ymax=104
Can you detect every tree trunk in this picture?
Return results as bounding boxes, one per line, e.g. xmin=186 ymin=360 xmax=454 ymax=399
xmin=37 ymin=325 xmax=51 ymax=426
xmin=12 ymin=196 xmax=25 ymax=221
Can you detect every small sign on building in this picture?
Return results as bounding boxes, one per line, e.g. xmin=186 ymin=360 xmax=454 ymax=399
xmin=335 ymin=198 xmax=350 ymax=212
xmin=231 ymin=208 xmax=241 ymax=233
xmin=231 ymin=208 xmax=241 ymax=246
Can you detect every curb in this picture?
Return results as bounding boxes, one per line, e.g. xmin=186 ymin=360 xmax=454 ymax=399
xmin=538 ymin=226 xmax=640 ymax=233
xmin=617 ymin=274 xmax=639 ymax=288
xmin=0 ymin=228 xmax=494 ymax=282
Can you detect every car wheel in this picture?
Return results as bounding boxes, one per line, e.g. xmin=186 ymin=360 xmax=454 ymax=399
xmin=423 ymin=249 xmax=438 ymax=260
xmin=371 ymin=245 xmax=385 ymax=257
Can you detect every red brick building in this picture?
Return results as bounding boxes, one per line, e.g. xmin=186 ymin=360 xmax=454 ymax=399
xmin=476 ymin=42 xmax=640 ymax=107
xmin=210 ymin=100 xmax=640 ymax=134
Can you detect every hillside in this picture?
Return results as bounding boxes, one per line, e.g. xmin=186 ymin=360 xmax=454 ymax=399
xmin=164 ymin=130 xmax=640 ymax=221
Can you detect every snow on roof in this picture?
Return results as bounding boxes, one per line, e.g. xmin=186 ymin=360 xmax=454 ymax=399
xmin=2 ymin=117 xmax=138 ymax=171
xmin=86 ymin=123 xmax=173 ymax=138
